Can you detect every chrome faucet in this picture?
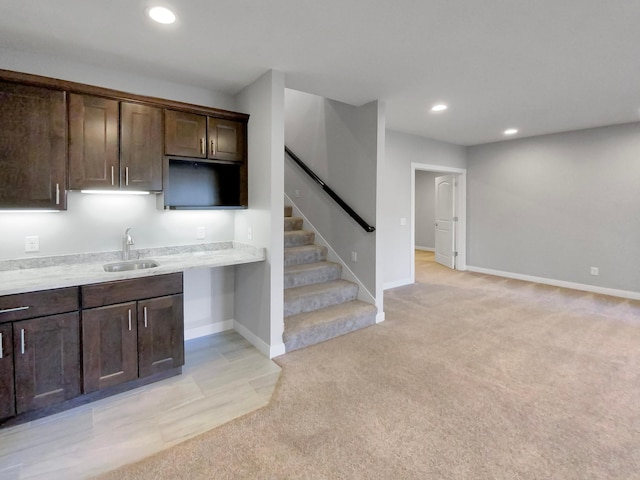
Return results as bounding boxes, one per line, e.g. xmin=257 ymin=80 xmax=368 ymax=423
xmin=122 ymin=227 xmax=134 ymax=261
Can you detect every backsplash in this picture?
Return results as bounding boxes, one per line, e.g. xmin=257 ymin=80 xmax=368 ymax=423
xmin=0 ymin=192 xmax=236 ymax=260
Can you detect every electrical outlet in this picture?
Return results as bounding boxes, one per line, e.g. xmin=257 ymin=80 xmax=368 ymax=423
xmin=25 ymin=236 xmax=39 ymax=253
xmin=400 ymin=217 xmax=407 ymax=226
xmin=196 ymin=226 xmax=206 ymax=239
xmin=247 ymin=227 xmax=253 ymax=240
xmin=295 ymin=189 xmax=300 ymax=198
xmin=590 ymin=267 xmax=599 ymax=276
xmin=351 ymin=251 xmax=357 ymax=262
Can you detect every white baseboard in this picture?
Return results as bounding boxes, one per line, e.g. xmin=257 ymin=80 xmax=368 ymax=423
xmin=467 ymin=266 xmax=640 ymax=301
xmin=384 ymin=278 xmax=413 ymax=290
xmin=415 ymin=246 xmax=435 ymax=252
xmin=184 ymin=320 xmax=234 ymax=341
xmin=233 ymin=320 xmax=285 ymax=359
xmin=376 ymin=311 xmax=386 ymax=323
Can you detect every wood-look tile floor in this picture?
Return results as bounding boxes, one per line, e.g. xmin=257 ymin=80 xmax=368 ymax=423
xmin=0 ymin=331 xmax=281 ymax=480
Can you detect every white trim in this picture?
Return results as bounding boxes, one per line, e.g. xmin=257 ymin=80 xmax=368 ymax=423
xmin=284 ymin=193 xmax=376 ymax=305
xmin=411 ymin=163 xmax=468 ymax=285
xmin=184 ymin=320 xmax=233 ymax=341
xmin=467 ymin=265 xmax=640 ymax=301
xmin=233 ymin=320 xmax=282 ymax=358
xmin=376 ymin=311 xmax=386 ymax=323
xmin=384 ymin=278 xmax=413 ymax=290
xmin=415 ymin=246 xmax=435 ymax=252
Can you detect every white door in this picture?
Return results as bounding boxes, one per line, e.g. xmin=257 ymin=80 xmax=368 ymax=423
xmin=434 ymin=174 xmax=456 ymax=269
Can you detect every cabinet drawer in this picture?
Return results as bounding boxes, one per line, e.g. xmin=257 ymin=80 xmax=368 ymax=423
xmin=0 ymin=287 xmax=79 ymax=324
xmin=81 ymin=273 xmax=183 ymax=308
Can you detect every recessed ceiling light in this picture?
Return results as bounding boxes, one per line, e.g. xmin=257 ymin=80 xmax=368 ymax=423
xmin=504 ymin=128 xmax=518 ymax=136
xmin=431 ymin=104 xmax=448 ymax=112
xmin=148 ymin=6 xmax=176 ymax=24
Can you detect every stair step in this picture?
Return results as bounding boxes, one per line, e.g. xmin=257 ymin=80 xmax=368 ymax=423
xmin=284 ymin=205 xmax=292 ymax=217
xmin=284 ymin=261 xmax=342 ymax=289
xmin=284 ymin=230 xmax=315 ymax=247
xmin=284 ymin=300 xmax=377 ymax=352
xmin=284 ymin=245 xmax=327 ymax=266
xmin=284 ymin=279 xmax=358 ymax=317
xmin=284 ymin=216 xmax=304 ymax=231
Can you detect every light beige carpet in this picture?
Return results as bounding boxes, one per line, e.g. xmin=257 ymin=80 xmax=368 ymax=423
xmin=100 ymin=251 xmax=640 ymax=479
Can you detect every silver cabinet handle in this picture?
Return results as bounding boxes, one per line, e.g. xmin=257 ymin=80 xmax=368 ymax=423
xmin=20 ymin=328 xmax=25 ymax=355
xmin=200 ymin=137 xmax=206 ymax=155
xmin=55 ymin=183 xmax=60 ymax=205
xmin=125 ymin=167 xmax=129 ymax=186
xmin=111 ymin=166 xmax=115 ymax=186
xmin=210 ymin=139 xmax=215 ymax=156
xmin=128 ymin=309 xmax=132 ymax=331
xmin=0 ymin=332 xmax=3 ymax=359
xmin=143 ymin=306 xmax=148 ymax=328
xmin=0 ymin=306 xmax=29 ymax=314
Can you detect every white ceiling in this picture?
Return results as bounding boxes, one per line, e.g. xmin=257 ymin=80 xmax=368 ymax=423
xmin=1 ymin=0 xmax=639 ymax=146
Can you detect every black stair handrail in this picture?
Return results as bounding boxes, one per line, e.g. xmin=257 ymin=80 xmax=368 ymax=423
xmin=285 ymin=146 xmax=375 ymax=233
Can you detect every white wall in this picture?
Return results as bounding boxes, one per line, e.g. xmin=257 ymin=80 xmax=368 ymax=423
xmin=382 ymin=130 xmax=467 ymax=289
xmin=415 ymin=171 xmax=438 ymax=250
xmin=0 ymin=48 xmax=239 ymax=337
xmin=234 ymin=70 xmax=285 ymax=358
xmin=467 ymin=122 xmax=640 ymax=295
xmin=284 ymin=89 xmax=379 ymax=298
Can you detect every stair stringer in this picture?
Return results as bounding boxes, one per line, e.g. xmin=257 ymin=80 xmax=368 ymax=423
xmin=284 ymin=193 xmax=376 ymax=307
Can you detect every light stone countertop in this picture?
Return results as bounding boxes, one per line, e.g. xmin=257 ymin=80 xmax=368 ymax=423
xmin=0 ymin=241 xmax=265 ymax=296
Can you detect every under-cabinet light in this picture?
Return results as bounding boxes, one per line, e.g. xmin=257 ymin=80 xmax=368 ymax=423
xmin=504 ymin=128 xmax=519 ymax=136
xmin=80 ymin=190 xmax=151 ymax=195
xmin=1 ymin=210 xmax=61 ymax=213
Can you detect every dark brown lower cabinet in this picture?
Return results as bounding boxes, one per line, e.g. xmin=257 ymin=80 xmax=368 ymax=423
xmin=82 ymin=302 xmax=138 ymax=393
xmin=138 ymin=295 xmax=184 ymax=378
xmin=0 ymin=323 xmax=15 ymax=419
xmin=13 ymin=312 xmax=81 ymax=414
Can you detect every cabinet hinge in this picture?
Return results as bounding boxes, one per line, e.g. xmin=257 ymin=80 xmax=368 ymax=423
xmin=453 ymin=251 xmax=458 ymax=257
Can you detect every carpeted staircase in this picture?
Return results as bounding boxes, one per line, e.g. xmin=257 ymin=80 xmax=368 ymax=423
xmin=283 ymin=205 xmax=377 ymax=352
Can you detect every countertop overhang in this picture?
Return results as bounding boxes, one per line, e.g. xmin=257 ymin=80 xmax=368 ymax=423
xmin=0 ymin=242 xmax=265 ymax=296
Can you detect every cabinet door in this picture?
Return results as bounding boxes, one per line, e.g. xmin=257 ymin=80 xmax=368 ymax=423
xmin=68 ymin=94 xmax=119 ymax=190
xmin=138 ymin=294 xmax=184 ymax=378
xmin=164 ymin=110 xmax=207 ymax=158
xmin=208 ymin=118 xmax=246 ymax=162
xmin=82 ymin=302 xmax=138 ymax=393
xmin=13 ymin=312 xmax=81 ymax=414
xmin=0 ymin=81 xmax=67 ymax=210
xmin=121 ymin=102 xmax=163 ymax=191
xmin=0 ymin=324 xmax=15 ymax=419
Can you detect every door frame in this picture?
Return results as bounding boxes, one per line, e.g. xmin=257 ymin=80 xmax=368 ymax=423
xmin=411 ymin=162 xmax=467 ymax=284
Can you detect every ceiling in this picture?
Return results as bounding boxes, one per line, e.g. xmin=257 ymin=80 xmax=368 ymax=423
xmin=1 ymin=0 xmax=639 ymax=146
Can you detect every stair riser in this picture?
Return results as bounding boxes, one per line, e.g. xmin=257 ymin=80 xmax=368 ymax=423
xmin=284 ymin=206 xmax=292 ymax=217
xmin=284 ymin=283 xmax=358 ymax=317
xmin=284 ymin=310 xmax=377 ymax=352
xmin=284 ymin=247 xmax=327 ymax=266
xmin=284 ymin=217 xmax=304 ymax=231
xmin=284 ymin=231 xmax=315 ymax=247
xmin=284 ymin=264 xmax=342 ymax=289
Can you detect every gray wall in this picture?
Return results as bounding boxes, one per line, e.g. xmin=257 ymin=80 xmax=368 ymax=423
xmin=234 ymin=70 xmax=285 ymax=354
xmin=284 ymin=89 xmax=379 ymax=296
xmin=415 ymin=171 xmax=438 ymax=249
xmin=382 ymin=130 xmax=467 ymax=288
xmin=467 ymin=122 xmax=640 ymax=292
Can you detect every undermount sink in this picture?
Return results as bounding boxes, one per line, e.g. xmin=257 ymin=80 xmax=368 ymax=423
xmin=103 ymin=259 xmax=160 ymax=272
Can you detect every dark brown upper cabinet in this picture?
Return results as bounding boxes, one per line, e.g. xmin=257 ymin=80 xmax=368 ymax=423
xmin=69 ymin=94 xmax=163 ymax=191
xmin=0 ymin=81 xmax=67 ymax=210
xmin=165 ymin=110 xmax=246 ymax=163
xmin=208 ymin=117 xmax=246 ymax=162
